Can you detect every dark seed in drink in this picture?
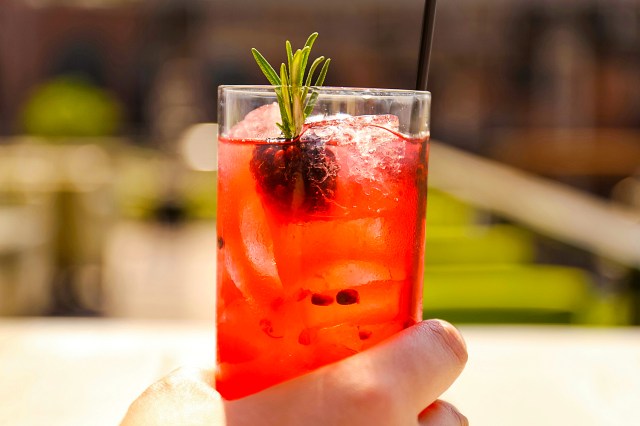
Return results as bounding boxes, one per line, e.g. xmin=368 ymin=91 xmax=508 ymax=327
xmin=336 ymin=289 xmax=359 ymax=305
xmin=358 ymin=330 xmax=372 ymax=340
xmin=311 ymin=293 xmax=334 ymax=306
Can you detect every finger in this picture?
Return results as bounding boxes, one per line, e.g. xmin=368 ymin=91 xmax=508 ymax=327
xmin=419 ymin=400 xmax=469 ymax=426
xmin=145 ymin=367 xmax=218 ymax=400
xmin=121 ymin=367 xmax=223 ymax=425
xmin=331 ymin=319 xmax=468 ymax=412
xmin=226 ymin=320 xmax=467 ymax=425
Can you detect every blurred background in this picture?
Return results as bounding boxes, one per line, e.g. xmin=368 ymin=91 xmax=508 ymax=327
xmin=0 ymin=0 xmax=639 ymax=325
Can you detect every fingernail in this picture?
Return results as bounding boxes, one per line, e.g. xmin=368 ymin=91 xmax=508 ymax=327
xmin=442 ymin=400 xmax=470 ymax=426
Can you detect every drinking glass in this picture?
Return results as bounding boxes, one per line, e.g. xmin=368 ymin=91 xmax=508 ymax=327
xmin=216 ymin=85 xmax=431 ymax=399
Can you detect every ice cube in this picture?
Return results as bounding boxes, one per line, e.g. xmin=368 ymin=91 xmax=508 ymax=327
xmin=268 ymin=219 xmax=385 ymax=291
xmin=240 ymin=198 xmax=279 ymax=279
xmin=268 ymin=216 xmax=409 ymax=298
xmin=228 ymin=103 xmax=282 ymax=139
xmin=301 ymin=323 xmax=362 ymax=366
xmin=333 ymin=115 xmax=406 ymax=183
xmin=306 ymin=260 xmax=394 ymax=291
xmin=301 ymin=115 xmax=412 ymax=216
xmin=223 ymin=195 xmax=283 ymax=305
xmin=299 ymin=319 xmax=407 ymax=361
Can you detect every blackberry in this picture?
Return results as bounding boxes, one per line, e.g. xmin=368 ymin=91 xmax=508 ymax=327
xmin=302 ymin=141 xmax=339 ymax=211
xmin=250 ymin=143 xmax=302 ymax=210
xmin=250 ymin=136 xmax=338 ymax=214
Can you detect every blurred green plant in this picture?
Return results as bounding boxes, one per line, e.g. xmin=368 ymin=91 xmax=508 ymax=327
xmin=113 ymin=149 xmax=217 ymax=222
xmin=422 ymin=188 xmax=630 ymax=325
xmin=20 ymin=76 xmax=122 ymax=139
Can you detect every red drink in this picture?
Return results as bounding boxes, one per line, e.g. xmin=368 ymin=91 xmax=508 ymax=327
xmin=216 ymin=88 xmax=430 ymax=400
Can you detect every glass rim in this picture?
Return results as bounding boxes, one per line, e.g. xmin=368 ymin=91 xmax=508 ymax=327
xmin=219 ymin=85 xmax=431 ymax=98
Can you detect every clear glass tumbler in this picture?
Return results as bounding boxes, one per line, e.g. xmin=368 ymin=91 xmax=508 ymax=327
xmin=216 ymin=85 xmax=431 ymax=399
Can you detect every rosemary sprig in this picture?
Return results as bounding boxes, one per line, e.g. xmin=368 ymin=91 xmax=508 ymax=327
xmin=251 ymin=32 xmax=331 ymax=139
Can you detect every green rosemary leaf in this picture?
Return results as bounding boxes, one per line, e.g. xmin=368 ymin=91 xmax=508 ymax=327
xmin=298 ymin=47 xmax=312 ymax=87
xmin=301 ymin=32 xmax=319 ymax=92
xmin=304 ymin=32 xmax=318 ymax=50
xmin=303 ymin=89 xmax=318 ymax=117
xmin=314 ymin=58 xmax=331 ymax=87
xmin=251 ymin=48 xmax=281 ymax=86
xmin=305 ymin=57 xmax=324 ymax=88
xmin=304 ymin=58 xmax=330 ymax=117
xmin=274 ymin=87 xmax=291 ymax=137
xmin=251 ymin=32 xmax=329 ymax=139
xmin=293 ymin=92 xmax=304 ymax=136
xmin=280 ymin=64 xmax=294 ymax=138
xmin=302 ymin=56 xmax=324 ymax=103
xmin=291 ymin=48 xmax=306 ymax=88
xmin=286 ymin=41 xmax=293 ymax=80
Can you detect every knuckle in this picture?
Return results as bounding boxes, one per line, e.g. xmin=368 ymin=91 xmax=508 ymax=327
xmin=148 ymin=367 xmax=210 ymax=396
xmin=348 ymin=381 xmax=392 ymax=409
xmin=325 ymin=366 xmax=400 ymax=421
xmin=153 ymin=369 xmax=187 ymax=392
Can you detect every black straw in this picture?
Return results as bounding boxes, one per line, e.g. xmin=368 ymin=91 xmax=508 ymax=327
xmin=416 ymin=0 xmax=437 ymax=91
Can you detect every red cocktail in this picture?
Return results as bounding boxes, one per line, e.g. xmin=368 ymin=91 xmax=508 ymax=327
xmin=216 ymin=86 xmax=430 ymax=399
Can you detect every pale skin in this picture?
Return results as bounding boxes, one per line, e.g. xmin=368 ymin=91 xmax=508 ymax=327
xmin=121 ymin=319 xmax=468 ymax=426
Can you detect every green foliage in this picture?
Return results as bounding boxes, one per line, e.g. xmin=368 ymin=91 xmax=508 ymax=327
xmin=252 ymin=32 xmax=330 ymax=139
xmin=21 ymin=76 xmax=122 ymax=139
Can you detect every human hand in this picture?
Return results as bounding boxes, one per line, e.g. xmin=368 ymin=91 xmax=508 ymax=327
xmin=121 ymin=319 xmax=468 ymax=425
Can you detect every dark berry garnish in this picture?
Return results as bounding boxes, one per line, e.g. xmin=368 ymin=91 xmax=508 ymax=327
xmin=311 ymin=293 xmax=334 ymax=306
xmin=300 ymin=140 xmax=339 ymax=211
xmin=250 ymin=143 xmax=302 ymax=210
xmin=250 ymin=136 xmax=339 ymax=214
xmin=336 ymin=289 xmax=359 ymax=305
xmin=358 ymin=330 xmax=372 ymax=340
